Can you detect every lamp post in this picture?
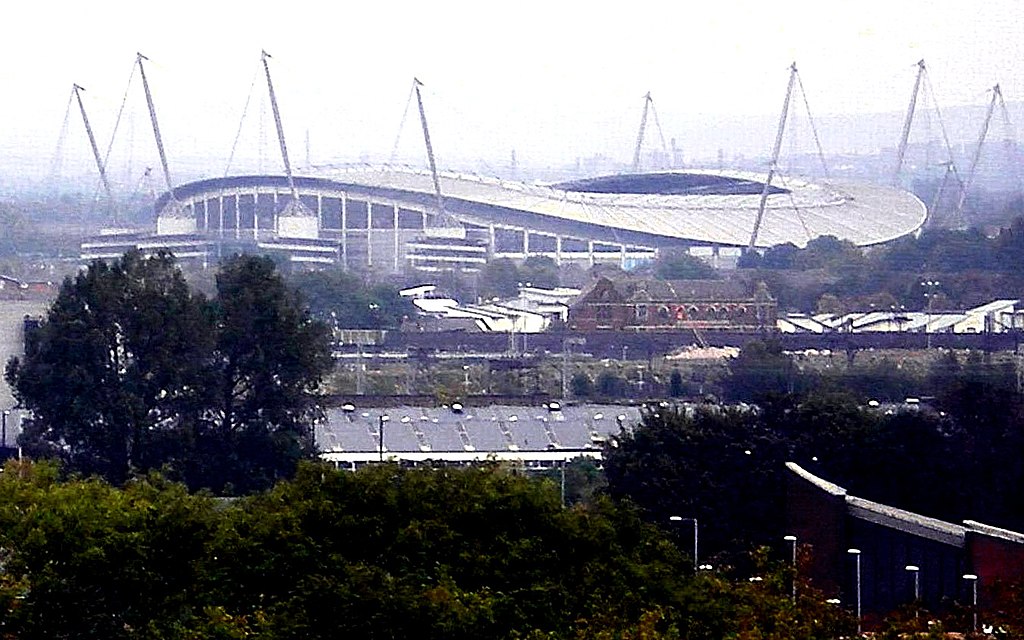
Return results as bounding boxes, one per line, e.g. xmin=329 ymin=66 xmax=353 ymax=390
xmin=669 ymin=515 xmax=698 ymax=573
xmin=921 ymin=280 xmax=940 ymax=349
xmin=905 ymin=565 xmax=920 ymax=601
xmin=963 ymin=574 xmax=978 ymax=634
xmin=906 ymin=564 xmax=920 ymax=619
xmin=1 ymin=410 xmax=8 ymax=449
xmin=784 ymin=535 xmax=798 ymax=603
xmin=848 ymin=548 xmax=862 ymax=635
xmin=378 ymin=413 xmax=389 ymax=462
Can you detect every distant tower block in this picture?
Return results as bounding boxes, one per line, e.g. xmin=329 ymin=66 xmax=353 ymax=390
xmin=671 ymin=138 xmax=684 ymax=168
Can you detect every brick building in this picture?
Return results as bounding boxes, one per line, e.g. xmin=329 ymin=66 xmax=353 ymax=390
xmin=567 ymin=276 xmax=775 ymax=331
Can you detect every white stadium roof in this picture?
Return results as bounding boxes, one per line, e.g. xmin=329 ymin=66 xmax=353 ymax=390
xmin=316 ymin=166 xmax=927 ymax=249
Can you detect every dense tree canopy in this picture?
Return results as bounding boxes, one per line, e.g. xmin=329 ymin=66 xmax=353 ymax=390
xmin=738 ymin=219 xmax=1024 ymax=312
xmin=6 ymin=251 xmax=332 ymax=493
xmin=605 ymin=368 xmax=1024 ymax=558
xmin=0 ymin=461 xmax=857 ymax=640
xmin=478 ymin=256 xmax=562 ymax=301
xmin=288 ymin=269 xmax=412 ymax=329
xmin=653 ymin=251 xmax=717 ymax=280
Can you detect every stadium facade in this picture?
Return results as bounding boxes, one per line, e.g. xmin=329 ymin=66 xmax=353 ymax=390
xmin=81 ymin=166 xmax=927 ymax=272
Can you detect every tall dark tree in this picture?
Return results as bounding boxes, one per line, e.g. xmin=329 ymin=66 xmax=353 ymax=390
xmin=6 ymin=252 xmax=332 ymax=493
xmin=7 ymin=251 xmax=213 ymax=483
xmin=196 ymin=255 xmax=334 ymax=493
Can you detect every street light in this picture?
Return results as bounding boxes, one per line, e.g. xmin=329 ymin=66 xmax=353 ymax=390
xmin=669 ymin=515 xmax=698 ymax=573
xmin=921 ymin=280 xmax=940 ymax=349
xmin=963 ymin=574 xmax=979 ymax=634
xmin=848 ymin=548 xmax=862 ymax=635
xmin=1 ymin=410 xmax=8 ymax=449
xmin=378 ymin=414 xmax=389 ymax=462
xmin=784 ymin=535 xmax=798 ymax=603
xmin=905 ymin=565 xmax=920 ymax=602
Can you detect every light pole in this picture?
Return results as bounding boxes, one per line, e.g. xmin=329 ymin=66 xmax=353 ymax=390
xmin=906 ymin=564 xmax=920 ymax=618
xmin=905 ymin=565 xmax=920 ymax=601
xmin=921 ymin=280 xmax=940 ymax=349
xmin=963 ymin=574 xmax=978 ymax=634
xmin=670 ymin=515 xmax=698 ymax=573
xmin=1 ymin=410 xmax=8 ymax=449
xmin=848 ymin=548 xmax=862 ymax=635
xmin=784 ymin=535 xmax=798 ymax=602
xmin=378 ymin=413 xmax=389 ymax=462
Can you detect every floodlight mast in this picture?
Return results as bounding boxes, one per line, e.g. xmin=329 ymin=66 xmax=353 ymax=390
xmin=136 ymin=53 xmax=176 ymax=201
xmin=261 ymin=50 xmax=299 ymax=202
xmin=633 ymin=92 xmax=652 ymax=173
xmin=893 ymin=59 xmax=927 ymax=187
xmin=749 ymin=62 xmax=797 ymax=251
xmin=71 ymin=84 xmax=115 ymax=215
xmin=632 ymin=92 xmax=668 ymax=173
xmin=413 ymin=78 xmax=449 ymax=224
xmin=955 ymin=84 xmax=1001 ymax=223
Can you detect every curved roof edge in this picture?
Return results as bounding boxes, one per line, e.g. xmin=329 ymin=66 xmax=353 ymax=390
xmin=786 ymin=461 xmax=847 ymax=496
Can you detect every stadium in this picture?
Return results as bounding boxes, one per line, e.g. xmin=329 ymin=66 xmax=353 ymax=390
xmin=81 ymin=165 xmax=927 ymax=272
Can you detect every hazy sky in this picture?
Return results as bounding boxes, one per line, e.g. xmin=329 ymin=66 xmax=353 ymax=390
xmin=3 ymin=0 xmax=1024 ymax=183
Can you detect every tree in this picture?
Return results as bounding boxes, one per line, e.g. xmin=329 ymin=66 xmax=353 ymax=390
xmin=669 ymin=369 xmax=685 ymax=397
xmin=570 ymin=372 xmax=594 ymax=398
xmin=654 ymin=252 xmax=716 ymax=280
xmin=604 ymin=406 xmax=790 ymax=555
xmin=7 ymin=251 xmax=214 ymax=484
xmin=0 ymin=460 xmax=858 ymax=640
xmin=722 ymin=339 xmax=808 ymax=402
xmin=6 ymin=252 xmax=332 ymax=493
xmin=596 ymin=371 xmax=629 ymax=398
xmin=479 ymin=258 xmax=521 ymax=299
xmin=519 ymin=256 xmax=560 ymax=289
xmin=289 ymin=269 xmax=412 ymax=329
xmin=194 ymin=254 xmax=334 ymax=493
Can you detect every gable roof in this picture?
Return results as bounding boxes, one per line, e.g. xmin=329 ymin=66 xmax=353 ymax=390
xmin=573 ymin=276 xmax=757 ymax=307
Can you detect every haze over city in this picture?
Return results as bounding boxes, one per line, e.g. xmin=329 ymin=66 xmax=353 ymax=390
xmin=4 ymin=0 xmax=1024 ymax=186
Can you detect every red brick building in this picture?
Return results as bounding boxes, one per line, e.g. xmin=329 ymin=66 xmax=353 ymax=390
xmin=567 ymin=276 xmax=775 ymax=332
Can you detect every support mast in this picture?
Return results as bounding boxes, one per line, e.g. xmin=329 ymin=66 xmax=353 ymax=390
xmin=633 ymin=92 xmax=652 ymax=172
xmin=261 ymin=50 xmax=299 ymax=202
xmin=893 ymin=60 xmax=926 ymax=186
xmin=72 ymin=84 xmax=115 ymax=211
xmin=955 ymin=84 xmax=1001 ymax=223
xmin=414 ymin=78 xmax=449 ymax=224
xmin=749 ymin=62 xmax=797 ymax=251
xmin=136 ymin=53 xmax=176 ymax=201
